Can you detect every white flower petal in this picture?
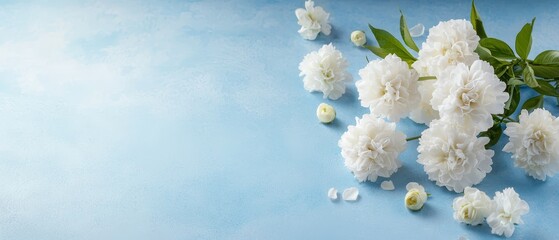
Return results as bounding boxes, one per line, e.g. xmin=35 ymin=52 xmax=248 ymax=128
xmin=406 ymin=182 xmax=418 ymax=191
xmin=342 ymin=187 xmax=359 ymax=201
xmin=327 ymin=187 xmax=338 ymax=200
xmin=380 ymin=180 xmax=395 ymax=191
xmin=409 ymin=23 xmax=425 ymax=37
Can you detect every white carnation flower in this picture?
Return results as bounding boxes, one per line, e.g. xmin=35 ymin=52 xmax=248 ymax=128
xmin=356 ymin=54 xmax=420 ymax=121
xmin=295 ymin=0 xmax=331 ymax=40
xmin=413 ymin=19 xmax=480 ymax=77
xmin=338 ymin=114 xmax=406 ymax=182
xmin=452 ymin=187 xmax=493 ymax=225
xmin=417 ymin=119 xmax=494 ymax=193
xmin=431 ymin=60 xmax=508 ymax=132
xmin=487 ymin=188 xmax=529 ymax=238
xmin=299 ymin=43 xmax=352 ymax=100
xmin=409 ymin=81 xmax=439 ymax=125
xmin=503 ymin=109 xmax=559 ymax=180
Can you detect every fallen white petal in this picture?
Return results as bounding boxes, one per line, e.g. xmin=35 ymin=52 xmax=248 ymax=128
xmin=342 ymin=187 xmax=359 ymax=201
xmin=409 ymin=23 xmax=425 ymax=37
xmin=380 ymin=180 xmax=395 ymax=190
xmin=458 ymin=236 xmax=469 ymax=240
xmin=327 ymin=188 xmax=338 ymax=200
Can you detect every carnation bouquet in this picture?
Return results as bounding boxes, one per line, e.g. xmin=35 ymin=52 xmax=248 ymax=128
xmin=296 ymin=0 xmax=559 ymax=237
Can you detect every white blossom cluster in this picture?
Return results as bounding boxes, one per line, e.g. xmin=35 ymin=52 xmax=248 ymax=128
xmin=453 ymin=187 xmax=529 ymax=238
xmin=291 ymin=2 xmax=555 ymax=237
xmin=410 ymin=20 xmax=509 ymax=192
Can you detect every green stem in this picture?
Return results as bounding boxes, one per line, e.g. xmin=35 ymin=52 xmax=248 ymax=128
xmin=406 ymin=135 xmax=421 ymax=141
xmin=418 ymin=76 xmax=436 ymax=81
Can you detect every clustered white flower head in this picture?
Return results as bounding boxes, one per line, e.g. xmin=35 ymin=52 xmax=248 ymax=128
xmin=405 ymin=182 xmax=428 ymax=210
xmin=299 ymin=43 xmax=352 ymax=100
xmin=412 ymin=19 xmax=480 ymax=77
xmin=487 ymin=188 xmax=530 ymax=238
xmin=431 ymin=60 xmax=509 ymax=132
xmin=452 ymin=187 xmax=529 ymax=238
xmin=356 ymin=54 xmax=420 ymax=121
xmin=417 ymin=119 xmax=493 ymax=193
xmin=338 ymin=114 xmax=406 ymax=182
xmin=410 ymin=19 xmax=480 ymax=126
xmin=503 ymin=108 xmax=559 ymax=180
xmin=295 ymin=0 xmax=331 ymax=40
xmin=452 ymin=187 xmax=493 ymax=225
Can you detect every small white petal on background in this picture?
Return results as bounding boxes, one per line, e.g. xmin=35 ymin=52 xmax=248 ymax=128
xmin=380 ymin=180 xmax=395 ymax=190
xmin=342 ymin=187 xmax=359 ymax=201
xmin=409 ymin=23 xmax=425 ymax=37
xmin=327 ymin=188 xmax=338 ymax=200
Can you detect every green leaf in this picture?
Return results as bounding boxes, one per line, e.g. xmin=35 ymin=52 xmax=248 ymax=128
xmin=515 ymin=18 xmax=535 ymax=60
xmin=479 ymin=38 xmax=516 ymax=59
xmin=363 ymin=45 xmax=390 ymax=59
xmin=504 ymin=86 xmax=520 ymax=116
xmin=521 ymin=95 xmax=544 ymax=111
xmin=531 ymin=65 xmax=559 ymax=79
xmin=369 ymin=24 xmax=416 ymax=64
xmin=475 ymin=46 xmax=503 ymax=68
xmin=534 ymin=50 xmax=559 ymax=65
xmin=399 ymin=11 xmax=419 ymax=52
xmin=470 ymin=0 xmax=488 ymax=39
xmin=480 ymin=123 xmax=502 ymax=148
xmin=534 ymin=80 xmax=559 ymax=97
xmin=507 ymin=78 xmax=525 ymax=86
xmin=522 ymin=64 xmax=539 ymax=87
xmin=532 ymin=50 xmax=559 ymax=78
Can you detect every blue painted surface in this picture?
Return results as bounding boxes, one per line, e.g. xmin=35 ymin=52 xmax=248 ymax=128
xmin=0 ymin=0 xmax=558 ymax=239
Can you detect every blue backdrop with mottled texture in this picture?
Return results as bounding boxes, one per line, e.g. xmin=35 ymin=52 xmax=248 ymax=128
xmin=0 ymin=0 xmax=558 ymax=239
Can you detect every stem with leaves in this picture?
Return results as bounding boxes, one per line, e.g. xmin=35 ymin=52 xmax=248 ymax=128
xmin=361 ymin=1 xmax=559 ymax=148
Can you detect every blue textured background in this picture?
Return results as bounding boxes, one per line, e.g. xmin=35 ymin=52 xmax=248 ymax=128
xmin=0 ymin=0 xmax=558 ymax=239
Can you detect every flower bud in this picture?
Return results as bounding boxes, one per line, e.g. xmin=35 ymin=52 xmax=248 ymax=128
xmin=405 ymin=190 xmax=425 ymax=210
xmin=457 ymin=203 xmax=478 ymax=223
xmin=405 ymin=182 xmax=428 ymax=211
xmin=316 ymin=103 xmax=336 ymax=123
xmin=351 ymin=30 xmax=366 ymax=46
